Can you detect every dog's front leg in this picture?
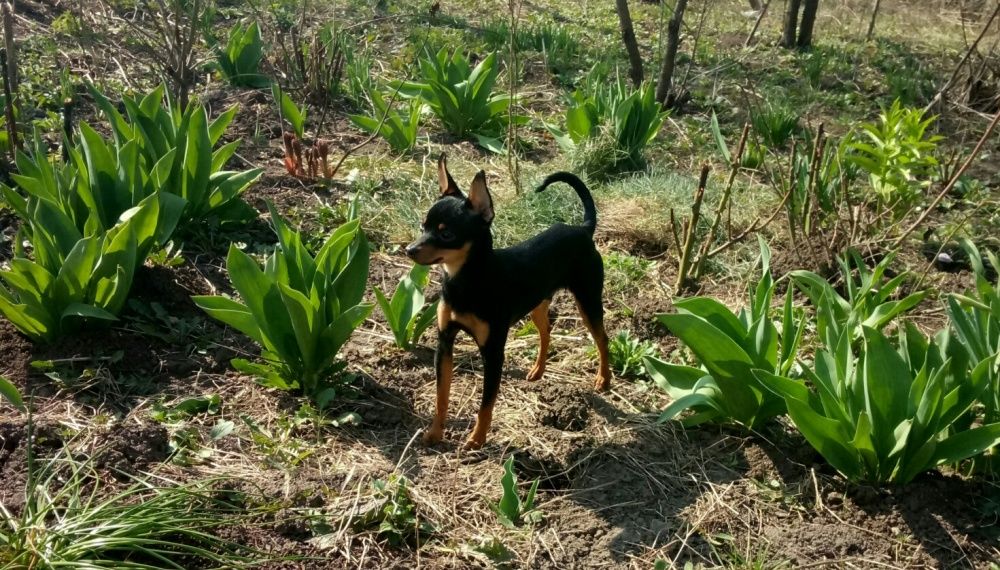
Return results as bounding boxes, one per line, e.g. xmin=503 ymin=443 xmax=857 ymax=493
xmin=465 ymin=331 xmax=507 ymax=450
xmin=423 ymin=326 xmax=457 ymax=446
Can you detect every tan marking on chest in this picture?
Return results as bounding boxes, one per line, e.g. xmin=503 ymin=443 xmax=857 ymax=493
xmin=438 ymin=301 xmax=490 ymax=347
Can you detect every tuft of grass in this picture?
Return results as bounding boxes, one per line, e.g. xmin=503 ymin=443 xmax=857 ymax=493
xmin=750 ymin=101 xmax=800 ymax=148
xmin=0 ymin=447 xmax=264 ymax=568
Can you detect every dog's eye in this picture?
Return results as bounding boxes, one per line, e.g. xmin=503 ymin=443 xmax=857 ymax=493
xmin=439 ymin=229 xmax=455 ymax=241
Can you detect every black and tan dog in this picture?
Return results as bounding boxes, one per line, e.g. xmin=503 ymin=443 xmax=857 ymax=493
xmin=406 ymin=155 xmax=611 ymax=449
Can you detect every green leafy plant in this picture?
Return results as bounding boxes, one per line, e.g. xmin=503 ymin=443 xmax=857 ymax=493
xmin=349 ymin=90 xmax=421 ymax=153
xmin=374 ymin=264 xmax=439 ymax=350
xmin=90 ymin=83 xmax=263 ymax=227
xmin=349 ymin=475 xmax=434 ymax=547
xmin=847 ymin=99 xmax=941 ymax=213
xmin=213 ymin=20 xmax=269 ymax=88
xmin=3 ymin=130 xmax=184 ymax=256
xmin=399 ymin=48 xmax=519 ymax=149
xmin=790 ymin=250 xmax=926 ymax=347
xmin=606 ymin=330 xmax=657 ymax=378
xmin=0 ymin=450 xmax=260 ymax=568
xmin=750 ymin=101 xmax=800 ymax=148
xmin=948 ymin=240 xmax=1000 ymax=425
xmin=193 ymin=202 xmax=372 ymax=407
xmin=548 ymin=77 xmax=666 ymax=176
xmin=643 ymin=240 xmax=804 ymax=428
xmin=493 ymin=456 xmax=542 ymax=528
xmin=0 ymin=194 xmax=162 ymax=343
xmin=271 ymin=83 xmax=307 ymax=140
xmin=757 ymin=324 xmax=1000 ymax=484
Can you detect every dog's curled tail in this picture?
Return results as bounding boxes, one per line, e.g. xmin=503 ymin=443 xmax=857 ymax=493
xmin=535 ymin=172 xmax=597 ymax=234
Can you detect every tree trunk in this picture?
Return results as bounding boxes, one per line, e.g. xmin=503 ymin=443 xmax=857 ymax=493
xmin=782 ymin=0 xmax=801 ymax=48
xmin=866 ymin=0 xmax=882 ymax=40
xmin=797 ymin=0 xmax=818 ymax=48
xmin=615 ymin=0 xmax=644 ymax=87
xmin=655 ymin=0 xmax=688 ymax=106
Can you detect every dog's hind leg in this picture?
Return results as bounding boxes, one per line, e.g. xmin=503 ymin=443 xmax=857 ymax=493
xmin=526 ymin=299 xmax=551 ymax=381
xmin=571 ymin=282 xmax=612 ymax=392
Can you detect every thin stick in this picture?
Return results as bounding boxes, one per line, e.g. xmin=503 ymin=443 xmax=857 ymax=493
xmin=674 ymin=164 xmax=711 ymax=295
xmin=925 ymin=2 xmax=1000 ymax=114
xmin=892 ymin=106 xmax=1000 ymax=249
xmin=0 ymin=48 xmax=16 ymax=158
xmin=744 ymin=0 xmax=771 ymax=47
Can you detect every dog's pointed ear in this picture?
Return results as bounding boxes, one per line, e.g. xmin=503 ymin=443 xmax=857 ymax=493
xmin=467 ymin=170 xmax=494 ymax=223
xmin=437 ymin=154 xmax=463 ymax=198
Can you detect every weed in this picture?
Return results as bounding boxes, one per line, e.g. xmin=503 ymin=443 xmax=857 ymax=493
xmin=750 ymin=101 xmax=800 ymax=148
xmin=349 ymin=90 xmax=422 ymax=153
xmin=351 ymin=476 xmax=434 ymax=547
xmin=605 ymin=331 xmax=657 ymax=378
xmin=493 ymin=456 xmax=542 ymax=528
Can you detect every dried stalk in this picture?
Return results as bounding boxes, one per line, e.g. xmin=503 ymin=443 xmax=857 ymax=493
xmin=673 ymin=164 xmax=711 ymax=294
xmin=0 ymin=48 xmax=16 ymax=158
xmin=925 ymin=2 xmax=1000 ymax=114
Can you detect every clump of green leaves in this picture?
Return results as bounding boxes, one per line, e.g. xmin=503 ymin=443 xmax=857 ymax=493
xmin=349 ymin=90 xmax=422 ymax=153
xmin=493 ymin=456 xmax=542 ymax=528
xmin=193 ymin=203 xmax=372 ymax=407
xmin=750 ymin=101 xmax=800 ymax=148
xmin=757 ymin=324 xmax=1000 ymax=484
xmin=644 ymin=241 xmax=804 ymax=428
xmin=90 ymin=83 xmax=263 ymax=227
xmin=0 ymin=450 xmax=260 ymax=568
xmin=606 ymin=330 xmax=657 ymax=378
xmin=948 ymin=240 xmax=1000 ymax=426
xmin=548 ymin=76 xmax=666 ymax=179
xmin=375 ymin=264 xmax=439 ymax=350
xmin=790 ymin=251 xmax=926 ymax=347
xmin=212 ymin=20 xmax=269 ymax=88
xmin=350 ymin=476 xmax=434 ymax=548
xmin=847 ymin=99 xmax=941 ymax=214
xmin=399 ymin=48 xmax=520 ymax=150
xmin=0 ymin=192 xmax=163 ymax=343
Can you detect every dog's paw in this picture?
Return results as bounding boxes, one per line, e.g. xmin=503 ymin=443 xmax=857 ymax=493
xmin=594 ymin=373 xmax=611 ymax=392
xmin=421 ymin=427 xmax=443 ymax=446
xmin=462 ymin=435 xmax=486 ymax=450
xmin=526 ymin=364 xmax=545 ymax=381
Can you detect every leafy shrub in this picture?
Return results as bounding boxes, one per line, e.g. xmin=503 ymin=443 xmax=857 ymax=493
xmin=0 ymin=193 xmax=162 ymax=343
xmin=847 ymin=99 xmax=941 ymax=213
xmin=750 ymin=101 xmax=800 ymax=148
xmin=757 ymin=325 xmax=1000 ymax=484
xmin=213 ymin=20 xmax=269 ymax=88
xmin=374 ymin=264 xmax=438 ymax=350
xmin=790 ymin=250 xmax=926 ymax=347
xmin=3 ymin=130 xmax=183 ymax=255
xmin=399 ymin=48 xmax=518 ymax=149
xmin=271 ymin=83 xmax=307 ymax=140
xmin=548 ymin=77 xmax=666 ymax=178
xmin=91 ymin=84 xmax=263 ymax=227
xmin=272 ymin=22 xmax=346 ymax=105
xmin=643 ymin=240 xmax=804 ymax=428
xmin=193 ymin=203 xmax=372 ymax=407
xmin=349 ymin=90 xmax=422 ymax=153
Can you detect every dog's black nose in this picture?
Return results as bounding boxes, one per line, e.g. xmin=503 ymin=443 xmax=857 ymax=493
xmin=405 ymin=244 xmax=419 ymax=259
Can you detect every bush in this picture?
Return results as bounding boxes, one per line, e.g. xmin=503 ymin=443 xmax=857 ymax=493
xmin=847 ymin=99 xmax=941 ymax=214
xmin=194 ymin=203 xmax=372 ymax=407
xmin=548 ymin=77 xmax=666 ymax=179
xmin=0 ymin=193 xmax=161 ymax=343
xmin=213 ymin=20 xmax=269 ymax=88
xmin=398 ymin=48 xmax=520 ymax=150
xmin=643 ymin=240 xmax=804 ymax=428
xmin=349 ymin=90 xmax=421 ymax=153
xmin=90 ymin=84 xmax=263 ymax=227
xmin=757 ymin=324 xmax=1000 ymax=484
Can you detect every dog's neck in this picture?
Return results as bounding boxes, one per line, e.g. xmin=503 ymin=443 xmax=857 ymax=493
xmin=443 ymin=236 xmax=493 ymax=280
